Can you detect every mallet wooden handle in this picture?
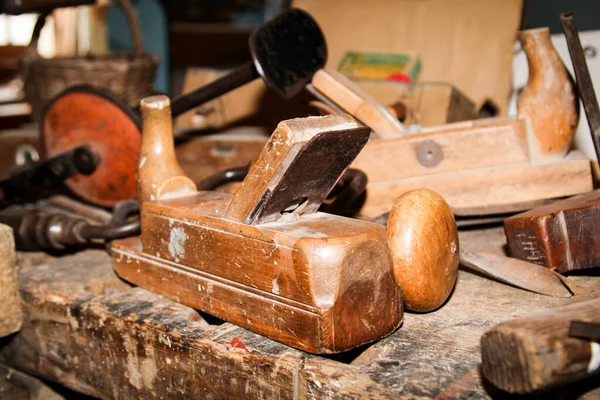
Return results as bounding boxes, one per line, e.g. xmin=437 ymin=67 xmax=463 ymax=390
xmin=481 ymin=298 xmax=600 ymax=393
xmin=137 ymin=95 xmax=196 ymax=207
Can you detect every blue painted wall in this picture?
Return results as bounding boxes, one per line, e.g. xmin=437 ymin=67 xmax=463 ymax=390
xmin=107 ymin=0 xmax=168 ymax=94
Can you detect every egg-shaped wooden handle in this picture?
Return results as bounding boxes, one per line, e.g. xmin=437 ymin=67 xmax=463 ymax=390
xmin=386 ymin=189 xmax=459 ymax=312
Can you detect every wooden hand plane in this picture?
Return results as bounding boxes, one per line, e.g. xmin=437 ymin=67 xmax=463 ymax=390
xmin=112 ymin=95 xmax=403 ymax=354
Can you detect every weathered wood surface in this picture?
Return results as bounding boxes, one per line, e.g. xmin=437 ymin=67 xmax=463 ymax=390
xmin=481 ymin=298 xmax=600 ymax=393
xmin=0 ymin=224 xmax=22 ymax=338
xmin=504 ymin=189 xmax=600 ymax=273
xmin=2 ymin=227 xmax=600 ymax=399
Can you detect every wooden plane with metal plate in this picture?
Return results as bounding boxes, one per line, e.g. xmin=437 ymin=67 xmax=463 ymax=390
xmin=111 ymin=95 xmax=403 ymax=354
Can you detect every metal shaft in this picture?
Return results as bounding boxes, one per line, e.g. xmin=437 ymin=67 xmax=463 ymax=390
xmin=0 ymin=145 xmax=99 ymax=208
xmin=560 ymin=12 xmax=600 ymax=160
xmin=170 ymin=62 xmax=258 ymax=118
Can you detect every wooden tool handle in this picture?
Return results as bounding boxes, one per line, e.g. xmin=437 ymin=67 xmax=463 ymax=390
xmin=311 ymin=68 xmax=407 ymax=139
xmin=137 ymin=95 xmax=196 ymax=208
xmin=517 ymin=28 xmax=578 ymax=163
xmin=481 ymin=298 xmax=600 ymax=393
xmin=386 ymin=189 xmax=459 ymax=312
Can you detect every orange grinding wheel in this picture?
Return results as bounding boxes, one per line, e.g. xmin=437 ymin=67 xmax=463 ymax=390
xmin=41 ymin=86 xmax=142 ymax=207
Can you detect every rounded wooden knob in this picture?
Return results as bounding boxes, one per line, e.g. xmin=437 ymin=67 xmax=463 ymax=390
xmin=386 ymin=189 xmax=459 ymax=312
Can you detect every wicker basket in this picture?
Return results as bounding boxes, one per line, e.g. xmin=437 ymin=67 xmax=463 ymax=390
xmin=20 ymin=0 xmax=159 ymax=121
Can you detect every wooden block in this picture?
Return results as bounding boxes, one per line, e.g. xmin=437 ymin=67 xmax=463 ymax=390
xmin=0 ymin=223 xmax=22 ymax=337
xmin=113 ymin=191 xmax=402 ymax=354
xmin=352 ymin=117 xmax=529 ymax=182
xmin=481 ymin=298 xmax=600 ymax=393
xmin=354 ymin=80 xmax=479 ymax=127
xmin=361 ymin=151 xmax=593 ymax=218
xmin=504 ymin=189 xmax=600 ymax=273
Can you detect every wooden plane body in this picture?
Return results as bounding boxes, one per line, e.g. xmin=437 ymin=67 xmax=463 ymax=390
xmin=353 ymin=117 xmax=592 ymax=217
xmin=113 ymin=107 xmax=402 ymax=354
xmin=504 ymin=190 xmax=600 ymax=273
xmin=113 ymin=191 xmax=402 ymax=353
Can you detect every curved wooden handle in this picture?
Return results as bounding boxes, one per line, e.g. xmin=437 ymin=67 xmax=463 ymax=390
xmin=518 ymin=27 xmax=579 ymax=163
xmin=113 ymin=0 xmax=143 ymax=55
xmin=386 ymin=189 xmax=459 ymax=312
xmin=137 ymin=95 xmax=196 ymax=207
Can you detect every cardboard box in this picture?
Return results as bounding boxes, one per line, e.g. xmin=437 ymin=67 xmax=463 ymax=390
xmin=293 ymin=0 xmax=523 ymax=115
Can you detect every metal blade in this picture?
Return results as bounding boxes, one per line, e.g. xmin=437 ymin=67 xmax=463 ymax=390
xmin=459 ymin=249 xmax=573 ymax=298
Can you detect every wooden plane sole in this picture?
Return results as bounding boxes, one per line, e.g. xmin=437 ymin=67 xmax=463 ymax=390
xmin=112 ymin=233 xmax=402 ymax=354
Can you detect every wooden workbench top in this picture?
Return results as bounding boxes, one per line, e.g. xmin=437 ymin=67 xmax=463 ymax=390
xmin=2 ymin=226 xmax=600 ymax=399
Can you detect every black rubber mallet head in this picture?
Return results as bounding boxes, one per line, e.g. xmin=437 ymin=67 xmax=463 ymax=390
xmin=170 ymin=7 xmax=328 ymax=116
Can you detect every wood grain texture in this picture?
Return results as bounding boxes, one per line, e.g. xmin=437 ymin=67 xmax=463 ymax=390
xmin=361 ymin=150 xmax=593 ymax=218
xmin=115 ymin=191 xmax=402 ymax=354
xmin=387 ymin=190 xmax=459 ymax=312
xmin=518 ymin=28 xmax=579 ymax=164
xmin=352 ymin=117 xmax=529 ymax=182
xmin=0 ymin=223 xmax=22 ymax=338
xmin=311 ymin=68 xmax=406 ymax=138
xmin=504 ymin=189 xmax=600 ymax=273
xmin=6 ymin=227 xmax=600 ymax=398
xmin=481 ymin=298 xmax=600 ymax=393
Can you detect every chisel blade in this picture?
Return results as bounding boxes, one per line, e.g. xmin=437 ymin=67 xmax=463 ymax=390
xmin=459 ymin=249 xmax=573 ymax=298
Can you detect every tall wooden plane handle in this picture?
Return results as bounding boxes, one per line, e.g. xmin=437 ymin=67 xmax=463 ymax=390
xmin=517 ymin=27 xmax=578 ymax=163
xmin=311 ymin=68 xmax=407 ymax=139
xmin=137 ymin=95 xmax=196 ymax=207
xmin=481 ymin=298 xmax=600 ymax=393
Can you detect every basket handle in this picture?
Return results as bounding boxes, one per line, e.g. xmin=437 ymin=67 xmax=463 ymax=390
xmin=24 ymin=0 xmax=143 ymax=57
xmin=24 ymin=12 xmax=49 ymax=60
xmin=114 ymin=0 xmax=143 ymax=56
